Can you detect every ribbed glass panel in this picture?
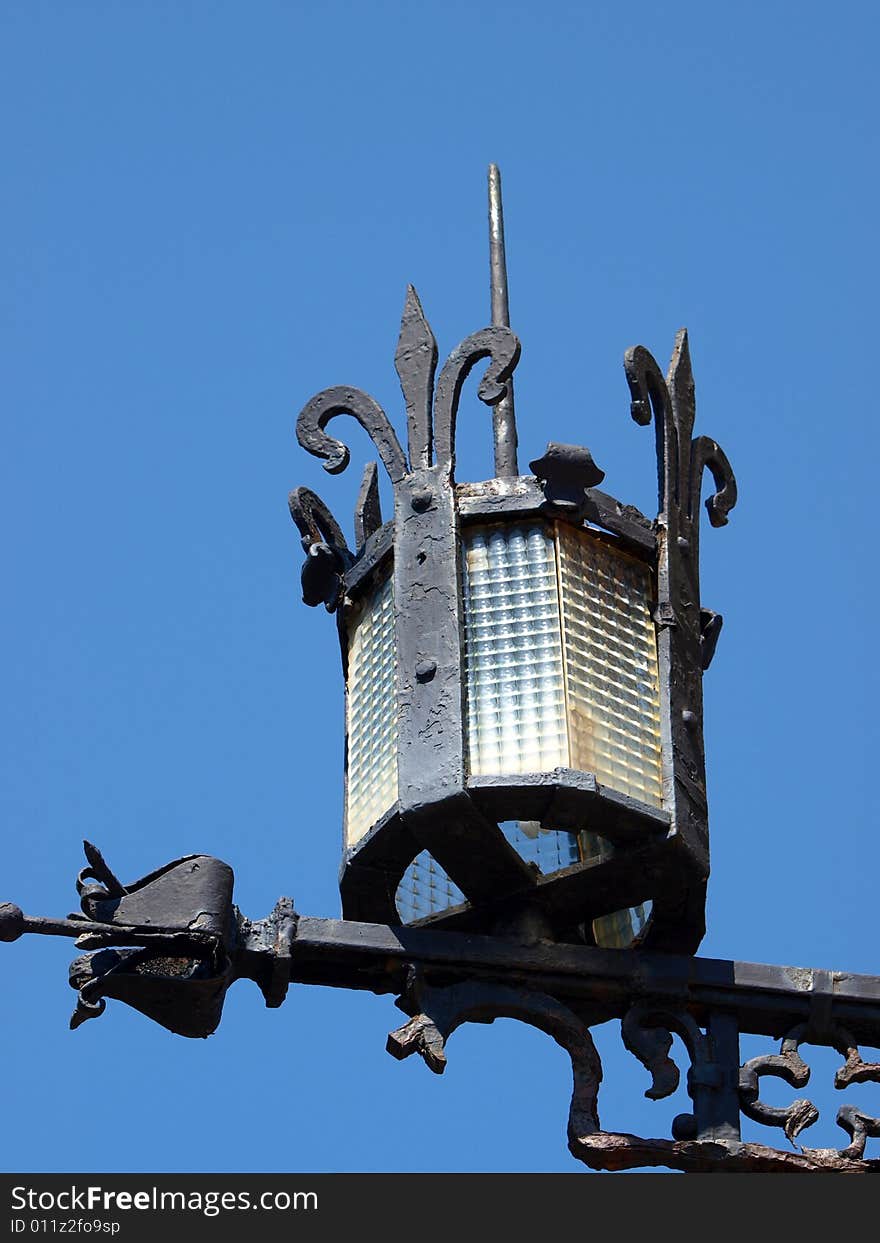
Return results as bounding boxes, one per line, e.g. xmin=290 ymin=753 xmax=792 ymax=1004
xmin=500 ymin=820 xmax=581 ymax=872
xmin=395 ymin=821 xmax=579 ymax=924
xmin=396 ymin=852 xmax=466 ymax=923
xmin=345 ymin=573 xmax=397 ymax=847
xmin=462 ymin=523 xmax=568 ymax=775
xmin=557 ymin=525 xmax=663 ymax=808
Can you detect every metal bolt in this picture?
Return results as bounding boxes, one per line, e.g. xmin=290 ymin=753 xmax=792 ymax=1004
xmin=415 ymin=659 xmax=437 ymax=683
xmin=411 ymin=488 xmax=434 ymax=512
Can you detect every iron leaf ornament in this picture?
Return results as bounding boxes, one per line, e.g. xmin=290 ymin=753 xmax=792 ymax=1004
xmin=291 ymin=284 xmax=520 ymax=610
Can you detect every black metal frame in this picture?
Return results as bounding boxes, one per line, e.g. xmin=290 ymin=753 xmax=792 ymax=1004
xmin=4 ymin=840 xmax=880 ymax=1174
xmin=290 ymin=276 xmax=735 ymax=955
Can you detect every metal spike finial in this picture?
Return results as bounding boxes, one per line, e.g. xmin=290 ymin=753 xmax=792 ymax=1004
xmin=488 ymin=164 xmax=518 ymax=477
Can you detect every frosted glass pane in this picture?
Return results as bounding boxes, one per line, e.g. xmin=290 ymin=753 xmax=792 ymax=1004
xmin=396 ymin=851 xmax=465 ymax=923
xmin=499 ymin=820 xmax=581 ymax=873
xmin=394 ymin=821 xmax=579 ymax=925
xmin=345 ymin=573 xmax=398 ymax=847
xmin=557 ymin=525 xmax=663 ymax=808
xmin=462 ymin=523 xmax=568 ymax=775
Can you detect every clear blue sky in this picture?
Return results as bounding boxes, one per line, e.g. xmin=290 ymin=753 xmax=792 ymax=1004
xmin=2 ymin=0 xmax=878 ymax=1173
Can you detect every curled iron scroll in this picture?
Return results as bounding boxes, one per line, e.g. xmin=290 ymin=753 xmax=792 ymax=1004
xmin=739 ymin=1039 xmax=817 ymax=1142
xmin=623 ymin=344 xmax=679 ymax=513
xmin=739 ymin=1023 xmax=880 ymax=1155
xmin=287 ymin=486 xmax=352 ymax=610
xmin=690 ymin=436 xmax=737 ymax=528
xmin=624 ymin=334 xmax=737 ymax=535
xmin=624 ymin=345 xmax=671 ymax=430
xmin=621 ymin=1002 xmax=719 ymax=1142
xmin=287 ymin=486 xmax=351 ymax=558
xmin=433 ymin=327 xmax=520 ymax=472
xmin=387 ymin=975 xmax=602 ymax=1146
xmin=296 ymin=385 xmax=408 ymax=485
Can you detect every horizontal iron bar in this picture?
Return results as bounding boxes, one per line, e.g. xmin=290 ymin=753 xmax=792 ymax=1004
xmin=289 ymin=917 xmax=880 ymax=1045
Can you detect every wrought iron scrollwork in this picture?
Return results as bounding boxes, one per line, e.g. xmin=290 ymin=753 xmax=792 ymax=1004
xmin=739 ymin=1035 xmax=818 ymax=1142
xmin=624 ymin=329 xmax=737 ymax=563
xmin=387 ymin=971 xmax=603 ymax=1149
xmin=296 ymin=385 xmax=408 ymax=485
xmin=432 ymin=327 xmax=520 ymax=473
xmin=691 ymin=434 xmax=737 ymax=529
xmin=620 ymin=1000 xmax=738 ymax=1143
xmin=621 ymin=330 xmax=737 ymax=942
xmin=6 ymin=838 xmax=880 ymax=1172
xmin=294 ymin=287 xmax=520 ymax=558
xmin=622 ymin=1002 xmax=705 ymax=1102
xmin=287 ymin=486 xmax=352 ymax=611
xmin=386 ymin=984 xmax=880 ymax=1172
xmin=66 ymin=843 xmax=236 ymax=1037
xmin=740 ymin=1023 xmax=880 ymax=1160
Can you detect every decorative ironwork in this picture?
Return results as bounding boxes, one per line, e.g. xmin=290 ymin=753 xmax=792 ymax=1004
xmin=528 ymin=442 xmax=606 ymax=509
xmin=287 ymin=486 xmax=352 ymax=611
xmin=1 ymin=166 xmax=872 ymax=1176
xmin=4 ymin=846 xmax=880 ymax=1172
xmin=281 ymin=164 xmax=741 ymax=960
xmin=293 ymin=286 xmax=520 ymax=557
xmin=387 ymin=970 xmax=604 ymax=1148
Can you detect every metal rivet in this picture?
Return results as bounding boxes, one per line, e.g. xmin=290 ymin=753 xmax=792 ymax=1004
xmin=682 ymin=710 xmax=697 ymax=728
xmin=415 ymin=659 xmax=437 ymax=683
xmin=677 ymin=536 xmax=690 ymax=552
xmin=411 ymin=489 xmax=433 ymax=512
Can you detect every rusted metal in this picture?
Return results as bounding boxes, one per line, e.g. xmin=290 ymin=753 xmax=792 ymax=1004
xmin=4 ymin=843 xmax=880 ymax=1172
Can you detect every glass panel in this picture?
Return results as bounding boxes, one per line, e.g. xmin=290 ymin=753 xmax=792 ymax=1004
xmin=462 ymin=523 xmax=568 ymax=775
xmin=394 ymin=824 xmax=650 ymax=944
xmin=396 ymin=851 xmax=466 ymax=923
xmin=592 ymin=903 xmax=652 ymax=948
xmin=580 ymin=831 xmax=652 ymax=948
xmin=557 ymin=525 xmax=663 ymax=809
xmin=345 ymin=573 xmax=398 ymax=847
xmin=394 ymin=821 xmax=578 ymax=924
xmin=499 ymin=820 xmax=581 ymax=873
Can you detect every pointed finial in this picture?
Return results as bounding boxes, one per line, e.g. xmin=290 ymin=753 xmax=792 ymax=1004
xmin=488 ymin=164 xmax=518 ymax=476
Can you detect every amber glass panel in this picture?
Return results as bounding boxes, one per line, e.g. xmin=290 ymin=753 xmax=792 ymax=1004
xmin=557 ymin=525 xmax=663 ymax=808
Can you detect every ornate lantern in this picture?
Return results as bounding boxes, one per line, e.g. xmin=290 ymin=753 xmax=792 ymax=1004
xmin=7 ymin=165 xmax=880 ymax=1177
xmin=289 ymin=167 xmax=736 ymax=954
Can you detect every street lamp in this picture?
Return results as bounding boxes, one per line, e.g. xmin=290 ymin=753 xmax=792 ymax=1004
xmin=3 ymin=167 xmax=879 ymax=1175
xmin=290 ymin=167 xmax=734 ymax=956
